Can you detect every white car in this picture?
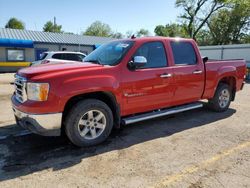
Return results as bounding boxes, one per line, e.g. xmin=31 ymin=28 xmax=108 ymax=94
xmin=31 ymin=51 xmax=86 ymax=66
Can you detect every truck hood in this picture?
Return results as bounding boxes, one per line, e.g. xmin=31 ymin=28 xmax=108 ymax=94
xmin=18 ymin=62 xmax=102 ymax=79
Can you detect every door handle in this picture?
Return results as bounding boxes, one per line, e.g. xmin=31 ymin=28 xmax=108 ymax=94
xmin=193 ymin=70 xmax=203 ymax=74
xmin=160 ymin=73 xmax=172 ymax=78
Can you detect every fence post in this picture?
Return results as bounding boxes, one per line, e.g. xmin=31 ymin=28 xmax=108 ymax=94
xmin=221 ymin=47 xmax=224 ymax=60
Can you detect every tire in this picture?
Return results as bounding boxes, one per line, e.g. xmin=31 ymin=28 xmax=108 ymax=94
xmin=65 ymin=99 xmax=113 ymax=147
xmin=207 ymin=83 xmax=232 ymax=112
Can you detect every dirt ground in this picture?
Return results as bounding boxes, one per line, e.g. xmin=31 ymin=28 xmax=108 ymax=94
xmin=0 ymin=73 xmax=250 ymax=188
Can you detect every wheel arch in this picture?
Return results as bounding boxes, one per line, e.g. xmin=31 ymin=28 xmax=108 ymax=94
xmin=62 ymin=91 xmax=121 ymax=131
xmin=216 ymin=76 xmax=236 ymax=101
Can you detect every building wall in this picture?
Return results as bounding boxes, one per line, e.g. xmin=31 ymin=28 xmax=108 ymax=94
xmin=0 ymin=47 xmax=6 ymax=61
xmin=34 ymin=43 xmax=93 ymax=54
xmin=24 ymin=48 xmax=34 ymax=62
xmin=199 ymin=44 xmax=250 ymax=65
xmin=0 ymin=43 xmax=94 ymax=63
xmin=0 ymin=47 xmax=34 ymax=62
xmin=59 ymin=44 xmax=93 ymax=55
xmin=34 ymin=43 xmax=60 ymax=52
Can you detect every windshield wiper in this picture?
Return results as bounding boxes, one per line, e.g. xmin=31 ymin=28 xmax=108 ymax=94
xmin=85 ymin=59 xmax=102 ymax=65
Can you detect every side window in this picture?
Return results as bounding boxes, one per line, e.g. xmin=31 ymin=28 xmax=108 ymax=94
xmin=133 ymin=42 xmax=168 ymax=68
xmin=65 ymin=54 xmax=75 ymax=61
xmin=171 ymin=41 xmax=197 ymax=65
xmin=63 ymin=54 xmax=83 ymax=61
xmin=52 ymin=53 xmax=63 ymax=60
xmin=76 ymin=54 xmax=84 ymax=61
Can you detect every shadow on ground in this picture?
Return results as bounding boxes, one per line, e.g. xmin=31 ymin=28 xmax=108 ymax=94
xmin=0 ymin=107 xmax=236 ymax=181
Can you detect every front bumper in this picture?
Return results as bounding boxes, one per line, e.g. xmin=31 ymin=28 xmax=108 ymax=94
xmin=13 ymin=106 xmax=62 ymax=136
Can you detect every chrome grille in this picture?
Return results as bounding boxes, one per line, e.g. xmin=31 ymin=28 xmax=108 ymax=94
xmin=14 ymin=74 xmax=27 ymax=103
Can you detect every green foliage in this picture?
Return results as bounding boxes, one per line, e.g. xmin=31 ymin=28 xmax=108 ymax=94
xmin=154 ymin=25 xmax=167 ymax=36
xmin=195 ymin=29 xmax=213 ymax=45
xmin=154 ymin=24 xmax=188 ymax=37
xmin=5 ymin=17 xmax=25 ymax=29
xmin=174 ymin=0 xmax=250 ymax=44
xmin=136 ymin=28 xmax=150 ymax=37
xmin=43 ymin=21 xmax=63 ymax=33
xmin=64 ymin=32 xmax=75 ymax=35
xmin=176 ymin=0 xmax=228 ymax=39
xmin=84 ymin=21 xmax=112 ymax=37
xmin=111 ymin=32 xmax=124 ymax=39
xmin=125 ymin=31 xmax=134 ymax=38
xmin=207 ymin=1 xmax=250 ymax=44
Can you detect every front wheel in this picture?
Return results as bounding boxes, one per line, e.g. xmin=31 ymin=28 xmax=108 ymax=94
xmin=65 ymin=99 xmax=113 ymax=147
xmin=207 ymin=83 xmax=232 ymax=112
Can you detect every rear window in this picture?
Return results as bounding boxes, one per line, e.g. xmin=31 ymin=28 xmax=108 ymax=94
xmin=171 ymin=41 xmax=197 ymax=65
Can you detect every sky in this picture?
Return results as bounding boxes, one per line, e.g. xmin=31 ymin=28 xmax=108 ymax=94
xmin=0 ymin=0 xmax=180 ymax=35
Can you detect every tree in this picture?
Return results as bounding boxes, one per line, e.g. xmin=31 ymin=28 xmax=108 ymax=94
xmin=111 ymin=32 xmax=124 ymax=39
xmin=43 ymin=21 xmax=63 ymax=33
xmin=64 ymin=32 xmax=75 ymax=35
xmin=207 ymin=1 xmax=250 ymax=44
xmin=136 ymin=28 xmax=150 ymax=37
xmin=154 ymin=23 xmax=188 ymax=37
xmin=125 ymin=30 xmax=134 ymax=38
xmin=5 ymin=17 xmax=25 ymax=29
xmin=154 ymin=25 xmax=168 ymax=36
xmin=241 ymin=34 xmax=250 ymax=43
xmin=84 ymin=21 xmax=112 ymax=37
xmin=176 ymin=0 xmax=228 ymax=40
xmin=195 ymin=29 xmax=213 ymax=45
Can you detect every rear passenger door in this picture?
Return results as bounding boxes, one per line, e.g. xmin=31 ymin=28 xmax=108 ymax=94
xmin=170 ymin=41 xmax=205 ymax=105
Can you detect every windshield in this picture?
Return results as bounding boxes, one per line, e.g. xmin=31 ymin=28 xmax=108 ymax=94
xmin=84 ymin=40 xmax=134 ymax=66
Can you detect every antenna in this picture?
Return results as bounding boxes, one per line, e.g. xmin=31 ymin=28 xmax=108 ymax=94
xmin=131 ymin=34 xmax=136 ymax=39
xmin=53 ymin=16 xmax=56 ymax=33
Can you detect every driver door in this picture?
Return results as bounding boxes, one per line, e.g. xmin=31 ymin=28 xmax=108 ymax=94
xmin=121 ymin=41 xmax=174 ymax=115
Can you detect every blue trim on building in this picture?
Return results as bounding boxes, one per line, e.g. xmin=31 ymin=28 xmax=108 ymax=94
xmin=0 ymin=38 xmax=33 ymax=48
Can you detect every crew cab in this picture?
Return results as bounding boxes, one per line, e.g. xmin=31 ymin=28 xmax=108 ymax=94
xmin=12 ymin=37 xmax=246 ymax=147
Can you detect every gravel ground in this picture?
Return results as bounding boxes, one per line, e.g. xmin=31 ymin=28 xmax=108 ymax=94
xmin=0 ymin=73 xmax=249 ymax=188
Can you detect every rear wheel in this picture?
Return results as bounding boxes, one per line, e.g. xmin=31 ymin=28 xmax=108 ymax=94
xmin=208 ymin=83 xmax=232 ymax=112
xmin=65 ymin=99 xmax=113 ymax=147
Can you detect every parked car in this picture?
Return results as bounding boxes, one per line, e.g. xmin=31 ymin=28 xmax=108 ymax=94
xmin=31 ymin=51 xmax=86 ymax=66
xmin=12 ymin=37 xmax=246 ymax=147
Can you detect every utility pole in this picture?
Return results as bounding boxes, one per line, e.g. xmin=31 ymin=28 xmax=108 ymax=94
xmin=53 ymin=16 xmax=56 ymax=33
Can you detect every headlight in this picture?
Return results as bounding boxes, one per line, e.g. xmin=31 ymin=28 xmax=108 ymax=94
xmin=27 ymin=83 xmax=50 ymax=101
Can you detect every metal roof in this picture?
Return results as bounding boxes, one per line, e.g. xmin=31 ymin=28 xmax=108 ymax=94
xmin=0 ymin=28 xmax=114 ymax=46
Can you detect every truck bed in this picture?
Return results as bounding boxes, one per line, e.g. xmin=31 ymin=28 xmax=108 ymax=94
xmin=202 ymin=59 xmax=246 ymax=99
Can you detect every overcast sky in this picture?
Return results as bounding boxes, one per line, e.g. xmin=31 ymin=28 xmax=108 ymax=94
xmin=0 ymin=0 xmax=180 ymax=35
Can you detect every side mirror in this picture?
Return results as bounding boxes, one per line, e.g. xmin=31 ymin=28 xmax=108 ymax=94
xmin=128 ymin=56 xmax=147 ymax=70
xmin=202 ymin=56 xmax=208 ymax=63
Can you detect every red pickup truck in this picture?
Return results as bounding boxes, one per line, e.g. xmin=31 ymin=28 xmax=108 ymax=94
xmin=12 ymin=37 xmax=246 ymax=147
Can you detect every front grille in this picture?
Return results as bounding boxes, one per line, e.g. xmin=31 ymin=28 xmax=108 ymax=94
xmin=14 ymin=74 xmax=27 ymax=103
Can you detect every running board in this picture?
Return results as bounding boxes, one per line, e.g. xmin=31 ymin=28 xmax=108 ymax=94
xmin=122 ymin=102 xmax=203 ymax=125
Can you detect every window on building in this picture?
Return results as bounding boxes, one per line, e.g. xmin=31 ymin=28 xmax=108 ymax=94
xmin=7 ymin=49 xmax=25 ymax=61
xmin=133 ymin=41 xmax=168 ymax=68
xmin=170 ymin=41 xmax=197 ymax=65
